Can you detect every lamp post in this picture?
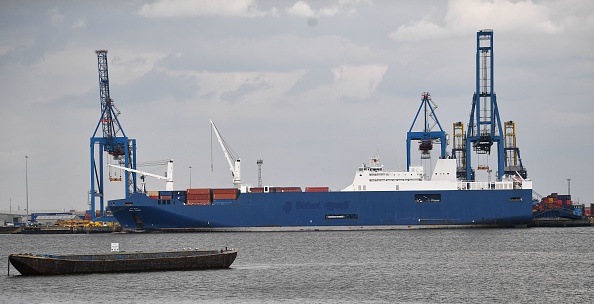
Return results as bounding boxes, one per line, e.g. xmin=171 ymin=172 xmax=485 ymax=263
xmin=25 ymin=155 xmax=29 ymax=223
xmin=189 ymin=166 xmax=192 ymax=188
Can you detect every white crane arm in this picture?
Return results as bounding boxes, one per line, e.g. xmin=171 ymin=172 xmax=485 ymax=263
xmin=210 ymin=120 xmax=235 ymax=171
xmin=210 ymin=120 xmax=241 ymax=187
xmin=108 ymin=164 xmax=166 ymax=180
xmin=108 ymin=159 xmax=174 ymax=190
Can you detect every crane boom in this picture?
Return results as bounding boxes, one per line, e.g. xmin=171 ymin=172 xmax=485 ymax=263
xmin=108 ymin=160 xmax=173 ymax=191
xmin=210 ymin=120 xmax=241 ymax=187
xmin=96 ymin=50 xmax=126 ymax=156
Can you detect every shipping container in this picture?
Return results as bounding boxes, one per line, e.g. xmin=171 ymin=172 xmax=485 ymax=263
xmin=213 ymin=193 xmax=238 ymax=200
xmin=306 ymin=187 xmax=330 ymax=192
xmin=147 ymin=191 xmax=159 ymax=197
xmin=159 ymin=191 xmax=173 ymax=196
xmin=187 ymin=188 xmax=211 ymax=195
xmin=212 ymin=188 xmax=239 ymax=194
xmin=160 ymin=195 xmax=172 ymax=200
xmin=187 ymin=194 xmax=211 ymax=200
xmin=273 ymin=187 xmax=302 ymax=192
xmin=250 ymin=187 xmax=264 ymax=193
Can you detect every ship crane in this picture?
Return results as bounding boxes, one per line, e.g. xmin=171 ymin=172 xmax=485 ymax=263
xmin=89 ymin=50 xmax=137 ymax=220
xmin=108 ymin=159 xmax=173 ymax=192
xmin=406 ymin=92 xmax=447 ymax=171
xmin=210 ymin=120 xmax=242 ymax=188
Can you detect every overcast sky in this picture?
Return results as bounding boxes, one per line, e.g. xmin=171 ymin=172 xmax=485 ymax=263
xmin=1 ymin=0 xmax=592 ymax=214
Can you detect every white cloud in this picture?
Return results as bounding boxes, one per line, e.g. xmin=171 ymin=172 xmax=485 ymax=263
xmin=286 ymin=1 xmax=315 ymax=18
xmin=286 ymin=0 xmax=370 ymax=18
xmin=48 ymin=8 xmax=64 ymax=24
xmin=389 ymin=18 xmax=446 ymax=42
xmin=332 ymin=64 xmax=387 ymax=99
xmin=72 ymin=18 xmax=86 ymax=29
xmin=138 ymin=0 xmax=277 ymax=18
xmin=390 ymin=0 xmax=562 ymax=42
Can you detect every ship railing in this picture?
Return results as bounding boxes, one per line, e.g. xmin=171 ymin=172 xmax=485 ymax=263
xmin=457 ymin=180 xmax=519 ymax=190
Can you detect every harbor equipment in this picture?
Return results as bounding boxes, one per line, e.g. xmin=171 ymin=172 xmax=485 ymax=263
xmin=210 ymin=120 xmax=242 ymax=189
xmin=89 ymin=50 xmax=137 ymax=220
xmin=462 ymin=30 xmax=526 ymax=181
xmin=406 ymin=92 xmax=447 ymax=171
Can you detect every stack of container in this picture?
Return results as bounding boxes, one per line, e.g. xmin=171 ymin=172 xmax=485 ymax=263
xmin=272 ymin=187 xmax=302 ymax=192
xmin=212 ymin=189 xmax=238 ymax=205
xmin=186 ymin=188 xmax=212 ymax=205
xmin=159 ymin=191 xmax=173 ymax=200
xmin=305 ymin=187 xmax=330 ymax=192
xmin=147 ymin=191 xmax=159 ymax=199
xmin=534 ymin=193 xmax=573 ymax=212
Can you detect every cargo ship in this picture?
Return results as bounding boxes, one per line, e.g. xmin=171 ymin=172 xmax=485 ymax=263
xmin=105 ymin=30 xmax=533 ymax=231
xmin=107 ymin=154 xmax=534 ymax=231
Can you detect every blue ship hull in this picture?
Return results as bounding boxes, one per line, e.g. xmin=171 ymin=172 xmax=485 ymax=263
xmin=107 ymin=188 xmax=533 ymax=231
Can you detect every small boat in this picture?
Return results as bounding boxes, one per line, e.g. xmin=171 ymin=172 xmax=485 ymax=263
xmin=8 ymin=248 xmax=237 ymax=276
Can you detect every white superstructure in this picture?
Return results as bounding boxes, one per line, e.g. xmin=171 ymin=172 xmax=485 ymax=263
xmin=342 ymin=154 xmax=531 ymax=192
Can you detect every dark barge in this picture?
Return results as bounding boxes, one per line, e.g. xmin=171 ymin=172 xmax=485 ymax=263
xmin=8 ymin=248 xmax=237 ymax=276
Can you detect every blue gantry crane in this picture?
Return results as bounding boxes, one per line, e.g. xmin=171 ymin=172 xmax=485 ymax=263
xmin=406 ymin=92 xmax=447 ymax=171
xmin=90 ymin=50 xmax=137 ymax=220
xmin=465 ymin=30 xmax=504 ymax=181
xmin=462 ymin=29 xmax=527 ymax=181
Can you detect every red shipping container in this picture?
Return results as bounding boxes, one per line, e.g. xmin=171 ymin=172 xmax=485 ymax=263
xmin=306 ymin=187 xmax=329 ymax=192
xmin=274 ymin=187 xmax=302 ymax=192
xmin=213 ymin=193 xmax=237 ymax=200
xmin=187 ymin=194 xmax=211 ymax=200
xmin=160 ymin=195 xmax=172 ymax=199
xmin=212 ymin=188 xmax=238 ymax=195
xmin=187 ymin=188 xmax=211 ymax=195
xmin=250 ymin=187 xmax=264 ymax=193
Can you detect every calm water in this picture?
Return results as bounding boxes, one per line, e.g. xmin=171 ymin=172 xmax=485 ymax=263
xmin=1 ymin=228 xmax=593 ymax=303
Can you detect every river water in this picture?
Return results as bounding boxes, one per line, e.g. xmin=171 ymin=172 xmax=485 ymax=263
xmin=1 ymin=228 xmax=593 ymax=303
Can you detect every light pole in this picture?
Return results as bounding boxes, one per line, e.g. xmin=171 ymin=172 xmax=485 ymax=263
xmin=25 ymin=155 xmax=29 ymax=223
xmin=189 ymin=166 xmax=192 ymax=188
